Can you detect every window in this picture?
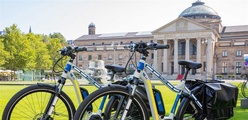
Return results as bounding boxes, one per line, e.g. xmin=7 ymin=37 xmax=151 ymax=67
xmin=78 ymin=55 xmax=83 ymax=61
xmin=129 ymin=64 xmax=133 ymax=68
xmin=222 ymin=51 xmax=228 ymax=57
xmin=108 ymin=54 xmax=112 ymax=60
xmin=236 ymin=62 xmax=242 ymax=75
xmin=203 ymin=62 xmax=206 ymax=72
xmin=151 ymin=53 xmax=154 ymax=59
xmin=190 ymin=42 xmax=197 ymax=55
xmin=178 ymin=42 xmax=185 ymax=55
xmin=236 ymin=50 xmax=242 ymax=57
xmin=79 ymin=64 xmax=82 ymax=68
xmin=98 ymin=55 xmax=102 ymax=60
xmin=222 ymin=62 xmax=227 ymax=74
xmin=88 ymin=55 xmax=92 ymax=60
xmin=118 ymin=54 xmax=123 ymax=60
xmin=162 ymin=63 xmax=163 ymax=72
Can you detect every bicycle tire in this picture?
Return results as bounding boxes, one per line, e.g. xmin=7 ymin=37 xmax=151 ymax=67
xmin=74 ymin=85 xmax=149 ymax=120
xmin=241 ymin=80 xmax=248 ymax=98
xmin=2 ymin=83 xmax=76 ymax=120
xmin=175 ymin=97 xmax=204 ymax=120
xmin=238 ymin=82 xmax=244 ymax=98
xmin=103 ymin=95 xmax=119 ymax=119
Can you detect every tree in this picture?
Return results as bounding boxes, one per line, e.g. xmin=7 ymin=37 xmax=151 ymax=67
xmin=49 ymin=32 xmax=67 ymax=45
xmin=26 ymin=33 xmax=52 ymax=70
xmin=2 ymin=24 xmax=35 ymax=80
xmin=25 ymin=33 xmax=52 ymax=80
xmin=0 ymin=36 xmax=9 ymax=66
xmin=46 ymin=37 xmax=63 ymax=69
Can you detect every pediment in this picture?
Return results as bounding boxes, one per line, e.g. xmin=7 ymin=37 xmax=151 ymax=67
xmin=152 ymin=17 xmax=211 ymax=34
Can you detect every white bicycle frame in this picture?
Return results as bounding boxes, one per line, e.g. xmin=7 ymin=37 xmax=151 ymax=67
xmin=122 ymin=55 xmax=202 ymax=120
xmin=46 ymin=59 xmax=105 ymax=117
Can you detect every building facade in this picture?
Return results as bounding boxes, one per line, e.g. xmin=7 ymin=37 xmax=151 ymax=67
xmin=73 ymin=1 xmax=248 ymax=80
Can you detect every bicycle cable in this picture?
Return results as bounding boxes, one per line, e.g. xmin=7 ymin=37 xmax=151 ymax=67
xmin=51 ymin=54 xmax=67 ymax=85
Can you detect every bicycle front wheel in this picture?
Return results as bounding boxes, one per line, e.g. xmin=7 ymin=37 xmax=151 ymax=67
xmin=2 ymin=83 xmax=75 ymax=120
xmin=74 ymin=85 xmax=149 ymax=120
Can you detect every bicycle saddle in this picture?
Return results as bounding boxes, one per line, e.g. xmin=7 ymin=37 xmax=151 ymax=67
xmin=105 ymin=65 xmax=125 ymax=73
xmin=178 ymin=60 xmax=202 ymax=69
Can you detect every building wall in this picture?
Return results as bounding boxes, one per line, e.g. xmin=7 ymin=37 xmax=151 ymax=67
xmin=74 ymin=37 xmax=154 ymax=71
xmin=74 ymin=21 xmax=248 ymax=80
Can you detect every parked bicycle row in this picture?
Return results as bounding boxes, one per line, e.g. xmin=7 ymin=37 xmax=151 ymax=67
xmin=3 ymin=41 xmax=239 ymax=120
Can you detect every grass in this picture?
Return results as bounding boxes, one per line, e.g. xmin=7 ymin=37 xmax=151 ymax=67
xmin=0 ymin=81 xmax=248 ymax=119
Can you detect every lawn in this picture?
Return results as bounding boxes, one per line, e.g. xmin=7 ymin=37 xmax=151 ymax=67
xmin=0 ymin=81 xmax=247 ymax=119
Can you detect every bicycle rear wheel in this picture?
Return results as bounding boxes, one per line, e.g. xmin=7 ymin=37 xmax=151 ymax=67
xmin=241 ymin=80 xmax=248 ymax=98
xmin=74 ymin=85 xmax=149 ymax=120
xmin=2 ymin=83 xmax=75 ymax=120
xmin=175 ymin=97 xmax=203 ymax=120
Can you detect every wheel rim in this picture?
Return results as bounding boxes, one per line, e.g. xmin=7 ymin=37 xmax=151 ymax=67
xmin=8 ymin=90 xmax=71 ymax=120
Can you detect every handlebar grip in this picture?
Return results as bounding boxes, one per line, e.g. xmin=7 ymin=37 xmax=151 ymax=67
xmin=75 ymin=47 xmax=87 ymax=52
xmin=156 ymin=44 xmax=169 ymax=49
xmin=124 ymin=46 xmax=129 ymax=49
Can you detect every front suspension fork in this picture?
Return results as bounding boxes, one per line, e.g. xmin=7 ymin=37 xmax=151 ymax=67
xmin=121 ymin=78 xmax=139 ymax=120
xmin=41 ymin=77 xmax=66 ymax=119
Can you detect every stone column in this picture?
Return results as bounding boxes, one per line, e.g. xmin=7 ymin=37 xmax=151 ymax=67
xmin=196 ymin=38 xmax=201 ymax=74
xmin=174 ymin=38 xmax=178 ymax=75
xmin=185 ymin=38 xmax=190 ymax=60
xmin=206 ymin=38 xmax=213 ymax=79
xmin=163 ymin=39 xmax=168 ymax=75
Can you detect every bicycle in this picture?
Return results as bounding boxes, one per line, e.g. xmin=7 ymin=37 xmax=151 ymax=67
xmin=240 ymin=74 xmax=248 ymax=98
xmin=2 ymin=46 xmax=127 ymax=120
xmin=74 ymin=41 xmax=238 ymax=120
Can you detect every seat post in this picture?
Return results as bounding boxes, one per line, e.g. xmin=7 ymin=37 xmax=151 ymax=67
xmin=182 ymin=67 xmax=191 ymax=80
xmin=108 ymin=70 xmax=116 ymax=81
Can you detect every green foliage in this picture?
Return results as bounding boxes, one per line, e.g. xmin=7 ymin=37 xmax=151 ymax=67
xmin=46 ymin=38 xmax=64 ymax=69
xmin=0 ymin=36 xmax=9 ymax=66
xmin=0 ymin=24 xmax=67 ymax=74
xmin=2 ymin=24 xmax=35 ymax=71
xmin=49 ymin=32 xmax=67 ymax=45
xmin=25 ymin=33 xmax=52 ymax=70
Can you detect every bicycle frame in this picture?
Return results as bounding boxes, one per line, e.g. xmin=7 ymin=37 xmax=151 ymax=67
xmin=45 ymin=58 xmax=106 ymax=117
xmin=64 ymin=60 xmax=103 ymax=102
xmin=123 ymin=55 xmax=203 ymax=120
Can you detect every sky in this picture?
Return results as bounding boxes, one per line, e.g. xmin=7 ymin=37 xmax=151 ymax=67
xmin=1 ymin=0 xmax=248 ymax=40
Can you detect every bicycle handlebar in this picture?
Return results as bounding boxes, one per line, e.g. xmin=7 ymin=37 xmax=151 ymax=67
xmin=155 ymin=44 xmax=169 ymax=49
xmin=124 ymin=41 xmax=169 ymax=56
xmin=59 ymin=46 xmax=87 ymax=56
xmin=75 ymin=47 xmax=87 ymax=52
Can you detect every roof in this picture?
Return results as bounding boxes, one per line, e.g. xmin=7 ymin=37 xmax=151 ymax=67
xmin=222 ymin=25 xmax=248 ymax=33
xmin=75 ymin=31 xmax=153 ymax=40
xmin=179 ymin=1 xmax=220 ymax=19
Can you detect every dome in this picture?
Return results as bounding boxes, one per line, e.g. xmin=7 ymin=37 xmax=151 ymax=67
xmin=179 ymin=1 xmax=220 ymax=19
xmin=88 ymin=22 xmax=95 ymax=27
